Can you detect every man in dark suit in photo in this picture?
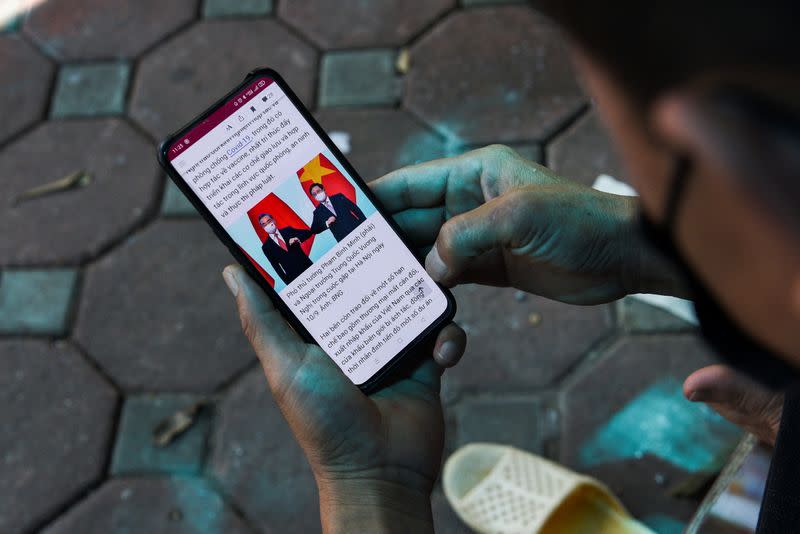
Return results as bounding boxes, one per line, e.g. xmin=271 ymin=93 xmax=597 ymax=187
xmin=308 ymin=183 xmax=367 ymax=242
xmin=258 ymin=213 xmax=313 ymax=285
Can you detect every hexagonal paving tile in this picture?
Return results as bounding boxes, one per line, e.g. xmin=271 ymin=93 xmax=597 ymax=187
xmin=561 ymin=334 xmax=742 ymax=523
xmin=110 ymin=394 xmax=211 ymax=476
xmin=0 ymin=340 xmax=117 ymax=533
xmin=446 ymin=394 xmax=552 ymax=454
xmin=314 ymin=108 xmax=447 ymax=181
xmin=75 ymin=220 xmax=255 ymax=392
xmin=130 ymin=19 xmax=317 ymax=140
xmin=0 ymin=34 xmax=53 ymax=145
xmin=42 ymin=477 xmax=252 ymax=534
xmin=0 ymin=119 xmax=161 ymax=265
xmin=203 ymin=0 xmax=273 ymax=18
xmin=0 ymin=268 xmax=78 ymax=335
xmin=443 ymin=285 xmax=612 ymax=396
xmin=23 ymin=0 xmax=197 ymax=61
xmin=209 ymin=368 xmax=320 ymax=532
xmin=405 ymin=6 xmax=585 ymax=145
xmin=50 ymin=62 xmax=131 ymax=118
xmin=278 ymin=0 xmax=455 ymax=49
xmin=547 ymin=111 xmax=627 ymax=186
xmin=318 ymin=49 xmax=401 ymax=107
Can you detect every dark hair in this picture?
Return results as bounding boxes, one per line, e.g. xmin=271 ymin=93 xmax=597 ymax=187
xmin=531 ymin=1 xmax=799 ymax=110
xmin=308 ymin=183 xmax=324 ymax=196
xmin=258 ymin=213 xmax=273 ymax=224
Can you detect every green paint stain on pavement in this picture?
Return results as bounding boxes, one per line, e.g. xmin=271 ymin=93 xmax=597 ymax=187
xmin=580 ymin=378 xmax=741 ymax=472
xmin=641 ymin=514 xmax=685 ymax=534
xmin=170 ymin=477 xmax=225 ymax=534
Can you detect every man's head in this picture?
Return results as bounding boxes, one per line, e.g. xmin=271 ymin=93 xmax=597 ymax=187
xmin=258 ymin=213 xmax=277 ymax=234
xmin=533 ymin=1 xmax=800 ymax=364
xmin=309 ymin=183 xmax=327 ymax=201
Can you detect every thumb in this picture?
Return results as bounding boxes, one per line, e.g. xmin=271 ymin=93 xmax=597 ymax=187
xmin=684 ymin=364 xmax=764 ymax=405
xmin=425 ymin=190 xmax=530 ymax=286
xmin=684 ymin=364 xmax=783 ymax=445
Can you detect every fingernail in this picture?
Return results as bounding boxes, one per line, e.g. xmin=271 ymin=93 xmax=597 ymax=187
xmin=222 ymin=268 xmax=239 ymax=297
xmin=436 ymin=340 xmax=458 ymax=366
xmin=688 ymin=389 xmax=711 ymax=402
xmin=426 ymin=244 xmax=448 ymax=281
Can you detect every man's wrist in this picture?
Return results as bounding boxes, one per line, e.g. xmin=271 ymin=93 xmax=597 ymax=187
xmin=618 ymin=197 xmax=691 ymax=298
xmin=316 ymin=476 xmax=435 ymax=534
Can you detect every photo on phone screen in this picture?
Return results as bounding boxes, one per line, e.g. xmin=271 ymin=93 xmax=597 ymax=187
xmin=161 ymin=71 xmax=454 ymax=388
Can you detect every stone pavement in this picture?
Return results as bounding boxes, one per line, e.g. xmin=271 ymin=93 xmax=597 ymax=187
xmin=0 ymin=1 xmax=740 ymax=533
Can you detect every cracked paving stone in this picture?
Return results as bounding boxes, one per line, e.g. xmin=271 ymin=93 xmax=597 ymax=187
xmin=405 ymin=6 xmax=585 ymax=144
xmin=0 ymin=340 xmax=117 ymax=533
xmin=75 ymin=220 xmax=255 ymax=392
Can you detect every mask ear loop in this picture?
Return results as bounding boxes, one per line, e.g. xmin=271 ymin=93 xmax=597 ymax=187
xmin=661 ymin=154 xmax=692 ymax=236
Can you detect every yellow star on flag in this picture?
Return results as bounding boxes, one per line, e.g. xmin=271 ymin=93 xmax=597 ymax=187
xmin=300 ymin=154 xmax=337 ymax=184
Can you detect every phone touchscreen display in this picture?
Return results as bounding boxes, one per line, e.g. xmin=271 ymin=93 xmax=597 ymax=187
xmin=167 ymin=76 xmax=448 ymax=385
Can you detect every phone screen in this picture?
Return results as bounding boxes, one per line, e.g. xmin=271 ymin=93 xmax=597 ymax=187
xmin=166 ymin=74 xmax=450 ymax=386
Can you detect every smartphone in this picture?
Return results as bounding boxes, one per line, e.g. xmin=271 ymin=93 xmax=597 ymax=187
xmin=158 ymin=68 xmax=456 ymax=393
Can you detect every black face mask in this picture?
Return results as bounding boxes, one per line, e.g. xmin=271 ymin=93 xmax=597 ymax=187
xmin=638 ymin=156 xmax=797 ymax=390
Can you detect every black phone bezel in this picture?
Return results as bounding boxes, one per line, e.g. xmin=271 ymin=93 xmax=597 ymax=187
xmin=157 ymin=67 xmax=456 ymax=394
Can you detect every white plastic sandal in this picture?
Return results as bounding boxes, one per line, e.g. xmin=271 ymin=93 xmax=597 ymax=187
xmin=442 ymin=443 xmax=655 ymax=534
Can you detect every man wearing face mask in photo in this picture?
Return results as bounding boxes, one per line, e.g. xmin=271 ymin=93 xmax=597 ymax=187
xmin=308 ymin=183 xmax=367 ymax=242
xmin=258 ymin=213 xmax=313 ymax=285
xmin=220 ymin=2 xmax=800 ymax=532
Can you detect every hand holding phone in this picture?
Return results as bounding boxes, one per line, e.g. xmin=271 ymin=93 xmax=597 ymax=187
xmin=159 ymin=69 xmax=457 ymax=392
xmin=223 ymin=261 xmax=465 ymax=529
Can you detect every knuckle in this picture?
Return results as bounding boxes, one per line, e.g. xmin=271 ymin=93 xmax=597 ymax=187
xmin=483 ymin=144 xmax=518 ymax=163
xmin=483 ymin=144 xmax=519 ymax=168
xmin=496 ymin=189 xmax=533 ymax=223
xmin=438 ymin=216 xmax=462 ymax=247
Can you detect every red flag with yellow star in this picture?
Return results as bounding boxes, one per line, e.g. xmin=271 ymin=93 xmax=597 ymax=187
xmin=297 ymin=153 xmax=356 ymax=207
xmin=246 ymin=192 xmax=315 ymax=273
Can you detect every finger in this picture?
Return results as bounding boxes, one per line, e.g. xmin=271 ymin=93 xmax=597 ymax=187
xmin=433 ymin=323 xmax=467 ymax=368
xmin=370 ymin=156 xmax=474 ymax=213
xmin=391 ymin=207 xmax=447 ymax=247
xmin=222 ymin=264 xmax=306 ymax=376
xmin=683 ymin=364 xmax=763 ymax=404
xmin=684 ymin=364 xmax=783 ymax=445
xmin=425 ymin=191 xmax=529 ymax=287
